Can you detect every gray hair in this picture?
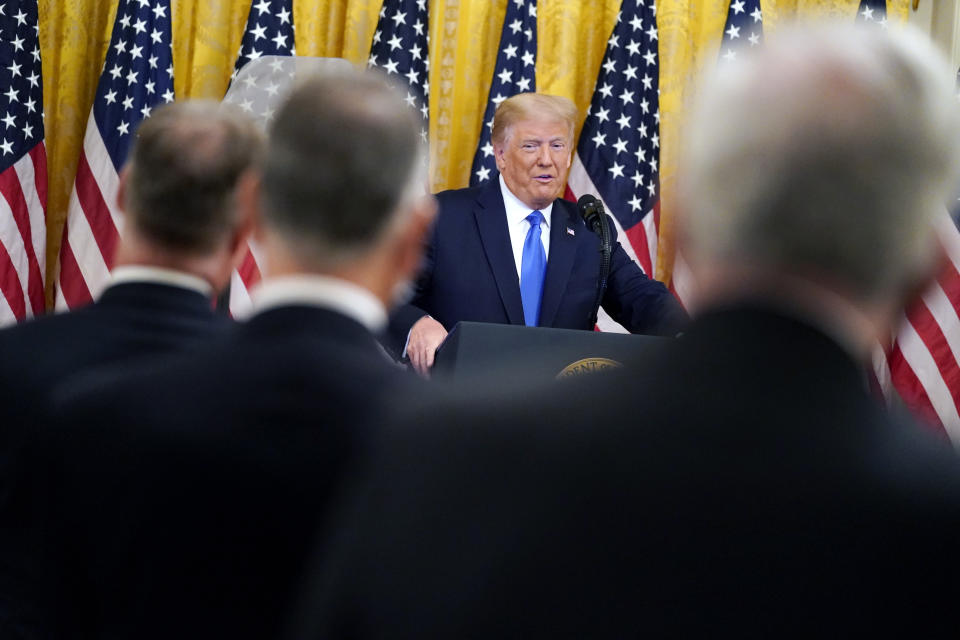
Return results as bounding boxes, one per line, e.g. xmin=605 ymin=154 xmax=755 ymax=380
xmin=681 ymin=22 xmax=960 ymax=302
xmin=261 ymin=70 xmax=425 ymax=267
xmin=124 ymin=100 xmax=264 ymax=253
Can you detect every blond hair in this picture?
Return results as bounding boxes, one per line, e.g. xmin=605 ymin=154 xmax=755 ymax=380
xmin=491 ymin=93 xmax=578 ymax=147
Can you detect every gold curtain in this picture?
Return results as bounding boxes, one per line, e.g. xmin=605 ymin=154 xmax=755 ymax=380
xmin=37 ymin=0 xmax=912 ymax=302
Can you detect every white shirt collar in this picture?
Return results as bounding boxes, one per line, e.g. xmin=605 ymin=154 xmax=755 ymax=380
xmin=108 ymin=265 xmax=213 ymax=297
xmin=250 ymin=275 xmax=387 ymax=333
xmin=499 ymin=174 xmax=553 ymax=228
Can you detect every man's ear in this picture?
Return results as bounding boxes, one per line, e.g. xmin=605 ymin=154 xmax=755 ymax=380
xmin=493 ymin=142 xmax=506 ymax=171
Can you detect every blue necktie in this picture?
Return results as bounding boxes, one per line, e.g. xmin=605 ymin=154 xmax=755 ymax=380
xmin=520 ymin=210 xmax=546 ymax=327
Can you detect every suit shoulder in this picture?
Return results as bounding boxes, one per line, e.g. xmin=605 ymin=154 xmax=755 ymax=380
xmin=0 ymin=309 xmax=99 ymax=372
xmin=435 ymin=184 xmax=485 ymax=209
xmin=551 ymin=196 xmax=583 ymax=226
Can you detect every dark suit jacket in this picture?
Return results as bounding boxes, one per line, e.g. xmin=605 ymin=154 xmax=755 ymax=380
xmin=39 ymin=305 xmax=415 ymax=640
xmin=0 ymin=282 xmax=227 ymax=639
xmin=300 ymin=304 xmax=960 ymax=638
xmin=0 ymin=281 xmax=226 ymax=433
xmin=387 ymin=179 xmax=687 ymax=353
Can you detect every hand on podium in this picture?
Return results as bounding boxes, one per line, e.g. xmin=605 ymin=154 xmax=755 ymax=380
xmin=408 ymin=315 xmax=447 ymax=377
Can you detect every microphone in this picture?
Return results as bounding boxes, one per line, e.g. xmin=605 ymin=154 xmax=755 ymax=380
xmin=577 ymin=194 xmax=605 ymax=234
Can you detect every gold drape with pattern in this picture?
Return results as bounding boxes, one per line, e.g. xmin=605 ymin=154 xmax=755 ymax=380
xmin=37 ymin=0 xmax=910 ymax=301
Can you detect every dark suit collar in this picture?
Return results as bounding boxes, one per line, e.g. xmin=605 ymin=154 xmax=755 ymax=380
xmin=96 ymin=281 xmax=215 ymax=317
xmin=242 ymin=304 xmax=386 ymax=357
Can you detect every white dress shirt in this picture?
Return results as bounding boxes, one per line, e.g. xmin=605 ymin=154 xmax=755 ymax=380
xmin=108 ymin=265 xmax=213 ymax=297
xmin=500 ymin=174 xmax=552 ymax=280
xmin=250 ymin=274 xmax=387 ymax=333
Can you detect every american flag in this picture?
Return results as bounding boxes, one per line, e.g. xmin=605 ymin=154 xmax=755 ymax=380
xmin=470 ymin=0 xmax=537 ymax=186
xmin=719 ymin=0 xmax=763 ymax=62
xmin=55 ymin=0 xmax=174 ymax=311
xmin=368 ymin=0 xmax=429 ymax=145
xmin=0 ymin=0 xmax=45 ymax=325
xmin=873 ymin=0 xmax=960 ymax=441
xmin=224 ymin=0 xmax=294 ymax=316
xmin=565 ymin=0 xmax=661 ymax=330
xmin=852 ymin=0 xmax=960 ymax=440
xmin=883 ymin=211 xmax=960 ymax=442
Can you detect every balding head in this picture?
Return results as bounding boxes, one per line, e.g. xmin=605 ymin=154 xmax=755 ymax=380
xmin=261 ymin=70 xmax=426 ymax=269
xmin=123 ymin=100 xmax=264 ymax=255
xmin=681 ymin=23 xmax=960 ymax=307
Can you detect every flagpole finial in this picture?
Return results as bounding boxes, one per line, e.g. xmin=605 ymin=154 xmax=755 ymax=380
xmin=914 ymin=0 xmax=920 ymax=10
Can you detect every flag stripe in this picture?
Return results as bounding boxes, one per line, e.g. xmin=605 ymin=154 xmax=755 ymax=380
xmin=0 ymin=283 xmax=14 ymax=324
xmin=905 ymin=300 xmax=960 ymax=416
xmin=888 ymin=342 xmax=949 ymax=436
xmin=923 ymin=281 xmax=960 ymax=370
xmin=57 ymin=182 xmax=110 ymax=309
xmin=896 ymin=317 xmax=960 ymax=438
xmin=0 ymin=234 xmax=25 ymax=320
xmin=238 ymin=248 xmax=261 ymax=289
xmin=887 ymin=344 xmax=938 ymax=419
xmin=55 ymin=224 xmax=93 ymax=311
xmin=0 ymin=187 xmax=30 ymax=315
xmin=74 ymin=150 xmax=120 ymax=271
xmin=28 ymin=144 xmax=47 ymax=210
xmin=16 ymin=147 xmax=48 ymax=285
xmin=57 ymin=119 xmax=124 ymax=310
xmin=624 ymin=218 xmax=653 ymax=277
xmin=626 ymin=219 xmax=653 ymax=276
xmin=0 ymin=160 xmax=44 ymax=315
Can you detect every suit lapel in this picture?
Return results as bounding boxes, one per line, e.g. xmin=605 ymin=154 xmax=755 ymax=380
xmin=474 ymin=180 xmax=525 ymax=325
xmin=538 ymin=201 xmax=580 ymax=327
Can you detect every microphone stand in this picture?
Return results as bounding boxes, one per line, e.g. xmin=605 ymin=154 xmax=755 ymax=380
xmin=587 ymin=206 xmax=612 ymax=328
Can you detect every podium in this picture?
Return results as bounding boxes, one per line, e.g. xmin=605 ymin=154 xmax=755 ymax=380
xmin=432 ymin=321 xmax=666 ymax=381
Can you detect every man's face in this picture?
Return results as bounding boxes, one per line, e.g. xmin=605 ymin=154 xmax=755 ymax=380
xmin=494 ymin=118 xmax=572 ymax=210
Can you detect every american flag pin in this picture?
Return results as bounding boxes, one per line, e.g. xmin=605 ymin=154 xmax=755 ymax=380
xmin=567 ymin=227 xmax=576 ymax=237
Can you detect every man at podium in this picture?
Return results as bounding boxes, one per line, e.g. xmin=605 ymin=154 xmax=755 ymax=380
xmin=387 ymin=93 xmax=688 ymax=374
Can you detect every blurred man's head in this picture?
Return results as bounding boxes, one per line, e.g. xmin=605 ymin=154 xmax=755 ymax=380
xmin=254 ymin=70 xmax=434 ymax=305
xmin=492 ymin=93 xmax=578 ymax=210
xmin=679 ymin=23 xmax=960 ymax=340
xmin=117 ymin=100 xmax=264 ymax=290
